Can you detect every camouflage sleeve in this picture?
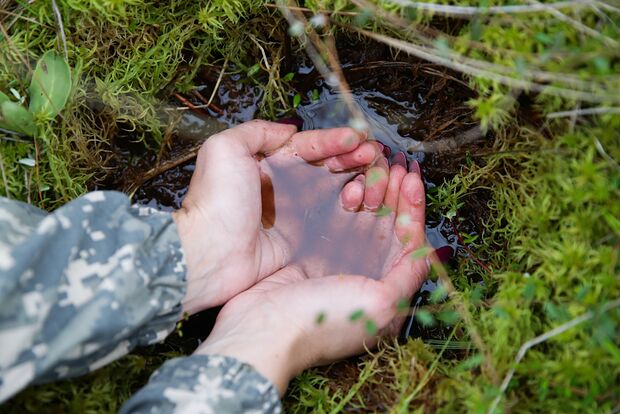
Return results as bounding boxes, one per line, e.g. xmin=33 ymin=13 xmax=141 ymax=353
xmin=0 ymin=191 xmax=187 ymax=402
xmin=119 ymin=355 xmax=282 ymax=414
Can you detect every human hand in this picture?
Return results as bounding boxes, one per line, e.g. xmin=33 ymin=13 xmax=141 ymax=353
xmin=195 ymin=162 xmax=428 ymax=394
xmin=172 ymin=120 xmax=380 ymax=315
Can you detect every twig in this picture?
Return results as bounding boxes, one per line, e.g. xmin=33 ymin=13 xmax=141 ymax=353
xmin=125 ymin=141 xmax=203 ymax=196
xmin=51 ymin=0 xmax=68 ymax=61
xmin=0 ymin=152 xmax=10 ymax=199
xmin=354 ymin=28 xmax=620 ymax=104
xmin=408 ymin=125 xmax=487 ymax=153
xmin=594 ymin=137 xmax=620 ymax=171
xmin=547 ymin=106 xmax=620 ymax=118
xmin=384 ymin=0 xmax=596 ymax=18
xmin=207 ymin=57 xmax=229 ymax=107
xmin=191 ymin=90 xmax=224 ymax=115
xmin=525 ymin=0 xmax=618 ymax=47
xmin=173 ymin=93 xmax=212 ymax=117
xmin=448 ymin=218 xmax=492 ymax=273
xmin=488 ymin=297 xmax=620 ymax=414
xmin=264 ymin=3 xmax=359 ymax=16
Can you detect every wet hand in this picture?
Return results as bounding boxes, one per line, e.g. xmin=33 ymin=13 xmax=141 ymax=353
xmin=173 ymin=120 xmax=378 ymax=315
xmin=195 ymin=165 xmax=428 ymax=394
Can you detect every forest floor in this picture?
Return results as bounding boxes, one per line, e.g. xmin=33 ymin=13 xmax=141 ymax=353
xmin=1 ymin=1 xmax=619 ymax=413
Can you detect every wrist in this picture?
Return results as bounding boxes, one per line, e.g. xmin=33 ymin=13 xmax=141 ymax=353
xmin=194 ymin=314 xmax=306 ymax=395
xmin=172 ymin=207 xmax=221 ymax=315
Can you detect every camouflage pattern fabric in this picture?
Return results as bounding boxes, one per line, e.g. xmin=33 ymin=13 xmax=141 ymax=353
xmin=0 ymin=191 xmax=282 ymax=413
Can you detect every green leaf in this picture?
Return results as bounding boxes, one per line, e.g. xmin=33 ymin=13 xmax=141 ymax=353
xmin=18 ymin=158 xmax=35 ymax=167
xmin=0 ymin=91 xmax=10 ymax=105
xmin=293 ymin=93 xmax=302 ymax=108
xmin=315 ymin=312 xmax=326 ymax=325
xmin=456 ymin=353 xmax=483 ymax=371
xmin=365 ymin=319 xmax=377 ymax=335
xmin=28 ymin=51 xmax=72 ymax=118
xmin=282 ymin=72 xmax=295 ymax=82
xmin=0 ymin=100 xmax=37 ymax=136
xmin=430 ymin=284 xmax=448 ymax=303
xmin=349 ymin=309 xmax=365 ymax=321
xmin=437 ymin=310 xmax=460 ymax=325
xmin=415 ymin=309 xmax=435 ymax=327
xmin=247 ymin=63 xmax=261 ymax=77
xmin=311 ymin=88 xmax=320 ymax=101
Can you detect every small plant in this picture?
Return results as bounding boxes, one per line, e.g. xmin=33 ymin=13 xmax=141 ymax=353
xmin=0 ymin=51 xmax=71 ymax=137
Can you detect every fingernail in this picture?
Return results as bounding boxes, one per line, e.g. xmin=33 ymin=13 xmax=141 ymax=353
xmin=392 ymin=151 xmax=407 ymax=169
xmin=410 ymin=160 xmax=421 ymax=175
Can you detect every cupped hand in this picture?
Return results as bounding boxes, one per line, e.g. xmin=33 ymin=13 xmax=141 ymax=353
xmin=195 ymin=163 xmax=429 ymax=394
xmin=173 ymin=120 xmax=380 ymax=315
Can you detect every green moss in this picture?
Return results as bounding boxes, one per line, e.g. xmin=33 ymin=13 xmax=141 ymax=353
xmin=1 ymin=0 xmax=619 ymax=412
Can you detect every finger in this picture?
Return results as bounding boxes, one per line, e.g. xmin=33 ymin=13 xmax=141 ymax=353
xmin=381 ymin=244 xmax=429 ymax=301
xmin=384 ymin=164 xmax=407 ymax=212
xmin=395 ymin=163 xmax=426 ymax=250
xmin=324 ymin=141 xmax=380 ymax=172
xmin=209 ymin=119 xmax=298 ymax=156
xmin=340 ymin=174 xmax=365 ymax=211
xmin=291 ymin=128 xmax=366 ymax=162
xmin=363 ymin=156 xmax=389 ymax=211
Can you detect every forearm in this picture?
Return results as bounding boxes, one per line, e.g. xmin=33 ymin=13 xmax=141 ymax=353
xmin=119 ymin=355 xmax=282 ymax=414
xmin=0 ymin=192 xmax=186 ymax=402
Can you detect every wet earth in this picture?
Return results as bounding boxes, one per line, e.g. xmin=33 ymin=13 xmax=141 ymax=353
xmin=115 ymin=37 xmax=490 ymax=346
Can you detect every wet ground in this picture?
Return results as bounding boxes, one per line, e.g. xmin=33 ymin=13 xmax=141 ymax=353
xmin=118 ymin=37 xmax=489 ymax=345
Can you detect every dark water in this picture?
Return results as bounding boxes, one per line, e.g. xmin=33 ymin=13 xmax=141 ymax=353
xmin=260 ymin=154 xmax=395 ymax=279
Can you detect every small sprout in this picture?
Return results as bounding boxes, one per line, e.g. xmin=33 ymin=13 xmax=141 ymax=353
xmin=349 ymin=117 xmax=368 ymax=131
xmin=375 ymin=206 xmax=393 ymax=218
xmin=282 ymin=72 xmax=295 ymax=82
xmin=430 ymin=283 xmax=448 ymax=303
xmin=445 ymin=209 xmax=457 ymax=219
xmin=288 ymin=21 xmax=304 ymax=37
xmin=247 ymin=63 xmax=261 ymax=77
xmin=349 ymin=309 xmax=365 ymax=321
xmin=437 ymin=310 xmax=460 ymax=325
xmin=9 ymin=88 xmax=22 ymax=102
xmin=315 ymin=312 xmax=326 ymax=325
xmin=396 ymin=213 xmax=412 ymax=226
xmin=365 ymin=319 xmax=378 ymax=335
xmin=18 ymin=158 xmax=35 ymax=167
xmin=456 ymin=353 xmax=483 ymax=371
xmin=366 ymin=169 xmax=382 ymax=185
xmin=353 ymin=8 xmax=373 ymax=26
xmin=396 ymin=298 xmax=410 ymax=312
xmin=309 ymin=14 xmax=327 ymax=28
xmin=311 ymin=88 xmax=320 ymax=101
xmin=40 ymin=185 xmax=50 ymax=191
xmin=410 ymin=246 xmax=432 ymax=260
xmin=415 ymin=309 xmax=435 ymax=327
xmin=293 ymin=93 xmax=302 ymax=108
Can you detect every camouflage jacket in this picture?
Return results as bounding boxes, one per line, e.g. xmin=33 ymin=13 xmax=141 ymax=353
xmin=0 ymin=192 xmax=281 ymax=413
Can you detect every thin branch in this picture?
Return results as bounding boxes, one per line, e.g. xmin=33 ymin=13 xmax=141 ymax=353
xmin=488 ymin=297 xmax=620 ymax=414
xmin=354 ymin=28 xmax=620 ymax=104
xmin=0 ymin=152 xmax=10 ymax=199
xmin=547 ymin=106 xmax=620 ymax=118
xmin=408 ymin=125 xmax=487 ymax=153
xmin=525 ymin=0 xmax=618 ymax=47
xmin=594 ymin=137 xmax=620 ymax=171
xmin=51 ymin=0 xmax=68 ymax=61
xmin=207 ymin=57 xmax=229 ymax=107
xmin=384 ymin=0 xmax=597 ymax=18
xmin=264 ymin=3 xmax=359 ymax=16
